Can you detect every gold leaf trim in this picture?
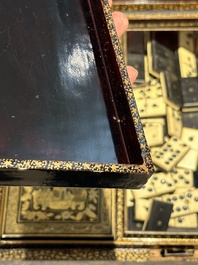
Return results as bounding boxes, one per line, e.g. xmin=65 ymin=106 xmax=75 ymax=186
xmin=113 ymin=3 xmax=198 ymax=12
xmin=0 ymin=248 xmax=150 ymax=261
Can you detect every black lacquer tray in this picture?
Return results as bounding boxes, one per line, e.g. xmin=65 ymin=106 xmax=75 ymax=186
xmin=0 ymin=0 xmax=153 ymax=188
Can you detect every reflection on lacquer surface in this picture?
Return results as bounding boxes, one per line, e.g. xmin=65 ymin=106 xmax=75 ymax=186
xmin=0 ymin=0 xmax=117 ymax=163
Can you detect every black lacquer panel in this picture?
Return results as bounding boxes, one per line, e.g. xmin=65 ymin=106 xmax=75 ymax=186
xmin=0 ymin=0 xmax=153 ymax=188
xmin=0 ymin=0 xmax=119 ymax=164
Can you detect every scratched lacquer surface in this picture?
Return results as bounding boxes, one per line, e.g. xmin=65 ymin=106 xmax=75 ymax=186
xmin=0 ymin=0 xmax=119 ymax=163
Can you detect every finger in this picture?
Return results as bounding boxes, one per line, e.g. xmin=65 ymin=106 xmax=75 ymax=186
xmin=126 ymin=66 xmax=138 ymax=85
xmin=107 ymin=0 xmax=137 ymax=84
xmin=112 ymin=11 xmax=129 ymax=39
xmin=108 ymin=0 xmax=113 ymax=7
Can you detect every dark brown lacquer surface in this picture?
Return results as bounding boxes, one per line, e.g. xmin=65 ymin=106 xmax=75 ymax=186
xmin=0 ymin=0 xmax=116 ymax=164
xmin=0 ymin=0 xmax=152 ymax=188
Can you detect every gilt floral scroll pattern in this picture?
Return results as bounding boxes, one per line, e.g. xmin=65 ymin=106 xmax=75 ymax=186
xmin=3 ymin=187 xmax=113 ymax=237
xmin=18 ymin=187 xmax=99 ymax=222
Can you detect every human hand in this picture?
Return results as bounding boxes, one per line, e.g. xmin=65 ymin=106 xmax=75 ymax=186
xmin=108 ymin=0 xmax=138 ymax=84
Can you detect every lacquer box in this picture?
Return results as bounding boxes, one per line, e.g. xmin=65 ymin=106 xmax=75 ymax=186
xmin=0 ymin=0 xmax=153 ymax=188
xmin=113 ymin=0 xmax=198 ymax=263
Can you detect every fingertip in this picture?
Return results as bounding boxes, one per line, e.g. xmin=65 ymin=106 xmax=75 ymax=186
xmin=126 ymin=66 xmax=138 ymax=85
xmin=112 ymin=11 xmax=129 ymax=38
xmin=108 ymin=0 xmax=113 ymax=7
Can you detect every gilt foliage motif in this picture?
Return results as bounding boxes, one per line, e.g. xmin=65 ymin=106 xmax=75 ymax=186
xmin=19 ymin=187 xmax=100 ymax=222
